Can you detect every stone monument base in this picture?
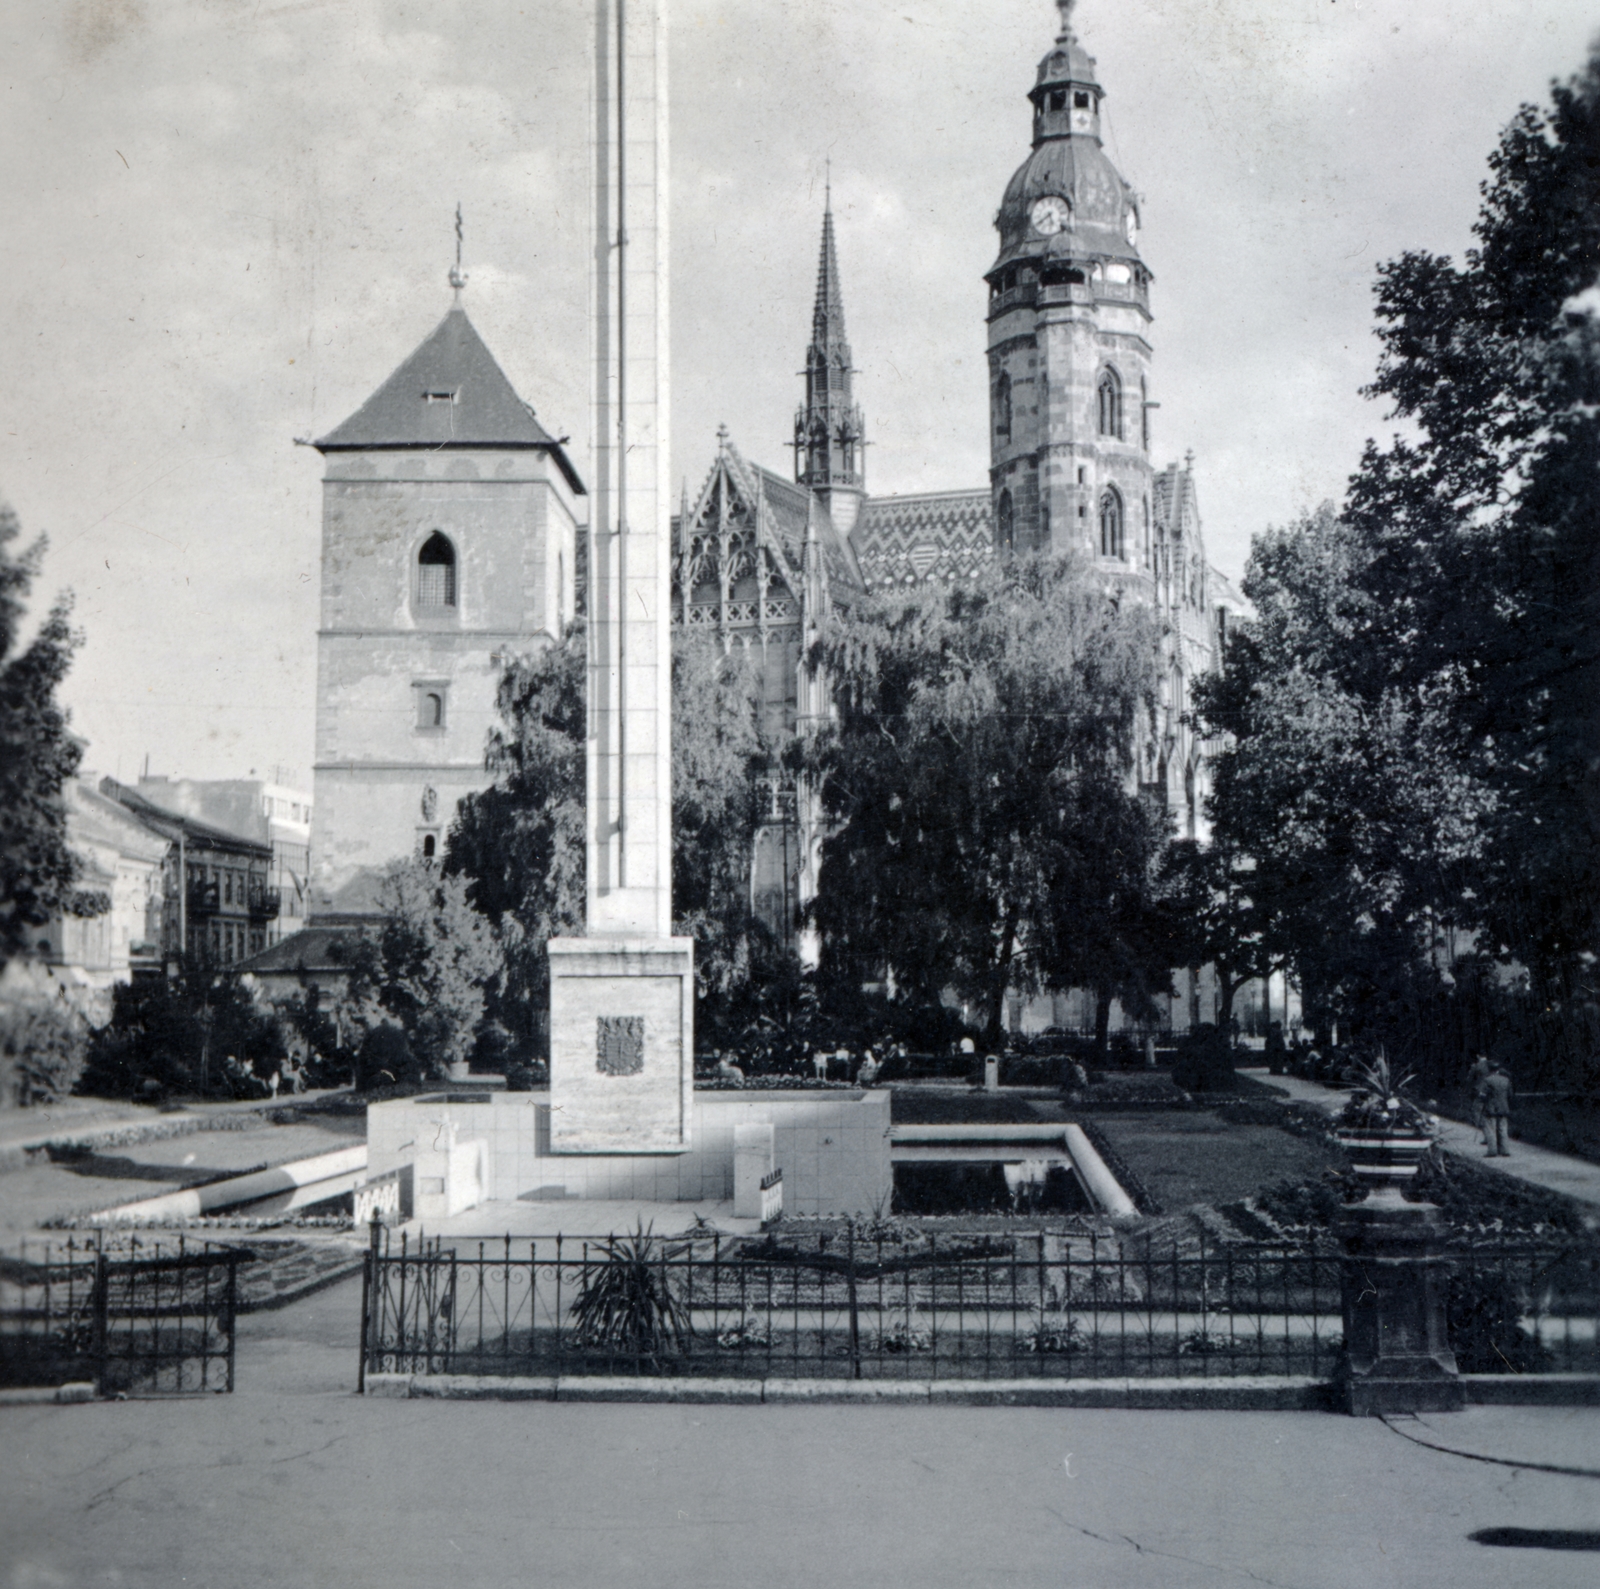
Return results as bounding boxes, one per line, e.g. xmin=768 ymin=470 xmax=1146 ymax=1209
xmin=1336 ymin=1199 xmax=1465 ymax=1416
xmin=546 ymin=936 xmax=694 ymax=1154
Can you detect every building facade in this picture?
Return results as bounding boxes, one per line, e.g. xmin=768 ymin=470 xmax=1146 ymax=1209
xmin=673 ymin=3 xmax=1247 ymax=1027
xmin=136 ymin=775 xmax=311 ymax=941
xmin=101 ymin=780 xmax=275 ymax=966
xmin=305 ymin=288 xmax=584 ymax=914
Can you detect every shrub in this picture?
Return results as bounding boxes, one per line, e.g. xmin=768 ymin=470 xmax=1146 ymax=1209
xmin=568 ymin=1225 xmax=691 ymax=1368
xmin=1447 ymin=1270 xmax=1554 ymax=1373
xmin=356 ymin=1023 xmax=416 ymax=1091
xmin=1170 ymin=1023 xmax=1237 ymax=1093
xmin=78 ymin=966 xmax=285 ymax=1100
xmin=0 ymin=998 xmax=88 ymax=1106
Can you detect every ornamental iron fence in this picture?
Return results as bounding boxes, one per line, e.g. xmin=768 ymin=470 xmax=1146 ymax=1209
xmin=0 ymin=1235 xmax=250 ymax=1395
xmin=359 ymin=1224 xmax=1347 ymax=1384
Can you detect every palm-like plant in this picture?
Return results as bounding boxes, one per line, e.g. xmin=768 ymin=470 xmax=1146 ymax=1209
xmin=568 ymin=1223 xmax=691 ymax=1366
xmin=1337 ymin=1050 xmax=1435 ymax=1135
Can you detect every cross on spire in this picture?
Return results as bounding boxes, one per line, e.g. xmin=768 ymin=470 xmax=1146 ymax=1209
xmin=448 ymin=203 xmax=468 ymax=294
xmin=1056 ymin=0 xmax=1077 ymax=41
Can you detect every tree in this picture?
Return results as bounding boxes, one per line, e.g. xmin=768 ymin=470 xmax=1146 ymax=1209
xmin=79 ymin=961 xmax=286 ymax=1100
xmin=0 ymin=503 xmax=105 ymax=962
xmin=807 ymin=553 xmax=1169 ymax=1047
xmin=341 ymin=860 xmax=503 ymax=1080
xmin=446 ymin=624 xmax=780 ymax=1051
xmin=1201 ymin=48 xmax=1600 ymax=1085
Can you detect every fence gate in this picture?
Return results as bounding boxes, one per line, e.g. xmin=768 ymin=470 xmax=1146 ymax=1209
xmin=0 ymin=1238 xmax=252 ymax=1396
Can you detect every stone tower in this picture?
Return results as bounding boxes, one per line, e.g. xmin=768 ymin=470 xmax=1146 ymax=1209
xmin=307 ymin=287 xmax=583 ymax=914
xmin=987 ymin=1 xmax=1153 ymax=569
xmin=793 ymin=189 xmax=866 ymax=540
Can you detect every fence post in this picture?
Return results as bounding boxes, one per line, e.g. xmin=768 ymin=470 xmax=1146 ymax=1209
xmin=847 ymin=1221 xmax=861 ymax=1380
xmin=92 ymin=1251 xmax=109 ymax=1396
xmin=358 ymin=1214 xmax=380 ymax=1394
xmin=224 ymin=1253 xmax=239 ymax=1393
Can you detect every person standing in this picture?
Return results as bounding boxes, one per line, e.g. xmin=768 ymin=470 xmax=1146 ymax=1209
xmin=1466 ymin=1053 xmax=1493 ymax=1148
xmin=1481 ymin=1062 xmax=1513 ymax=1157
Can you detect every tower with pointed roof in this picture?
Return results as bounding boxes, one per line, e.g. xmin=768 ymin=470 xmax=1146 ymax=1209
xmin=987 ymin=1 xmax=1153 ymax=568
xmin=306 ymin=281 xmax=583 ymax=914
xmin=793 ymin=189 xmax=866 ymax=539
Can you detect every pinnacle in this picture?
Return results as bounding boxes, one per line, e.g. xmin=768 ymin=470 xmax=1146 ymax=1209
xmin=812 ymin=204 xmax=847 ymax=345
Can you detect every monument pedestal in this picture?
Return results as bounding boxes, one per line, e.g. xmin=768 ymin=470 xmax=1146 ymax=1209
xmin=547 ymin=936 xmax=694 ymax=1154
xmin=1336 ymin=1197 xmax=1463 ymax=1416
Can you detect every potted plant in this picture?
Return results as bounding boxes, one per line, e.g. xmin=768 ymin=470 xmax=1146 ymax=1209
xmin=1334 ymin=1053 xmax=1438 ymax=1203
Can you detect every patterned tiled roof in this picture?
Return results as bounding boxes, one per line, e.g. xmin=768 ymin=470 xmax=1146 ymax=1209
xmin=714 ymin=443 xmax=864 ymax=596
xmin=852 ymin=489 xmax=996 ymax=590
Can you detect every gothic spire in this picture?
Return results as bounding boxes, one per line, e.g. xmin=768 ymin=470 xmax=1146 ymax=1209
xmin=812 ymin=179 xmax=847 ymax=348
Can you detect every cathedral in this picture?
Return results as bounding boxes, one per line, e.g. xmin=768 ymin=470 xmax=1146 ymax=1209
xmin=672 ymin=3 xmax=1242 ymax=1025
xmin=297 ymin=3 xmax=1241 ymax=1031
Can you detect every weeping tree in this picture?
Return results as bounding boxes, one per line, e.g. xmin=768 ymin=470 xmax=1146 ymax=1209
xmin=806 ymin=553 xmax=1170 ymax=1049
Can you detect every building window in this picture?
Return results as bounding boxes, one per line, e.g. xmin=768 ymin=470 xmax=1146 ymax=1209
xmin=994 ymin=371 xmax=1012 ymax=443
xmin=1097 ymin=368 xmax=1123 ymax=440
xmin=1140 ymin=376 xmax=1150 ymax=450
xmin=417 ymin=532 xmax=457 ymax=609
xmin=414 ymin=681 xmax=449 ymax=731
xmin=419 ymin=832 xmax=439 ymax=860
xmin=997 ymin=489 xmax=1015 ymax=552
xmin=1099 ymin=488 xmax=1124 ymax=559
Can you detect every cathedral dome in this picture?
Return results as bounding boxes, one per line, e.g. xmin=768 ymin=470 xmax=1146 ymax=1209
xmin=993 ymin=139 xmax=1140 ymax=271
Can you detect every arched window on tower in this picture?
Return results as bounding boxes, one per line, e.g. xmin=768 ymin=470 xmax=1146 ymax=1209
xmin=997 ymin=489 xmax=1015 ymax=553
xmin=1099 ymin=487 xmax=1124 ymax=560
xmin=994 ymin=371 xmax=1012 ymax=444
xmin=1097 ymin=367 xmax=1123 ymax=440
xmin=417 ymin=532 xmax=457 ymax=609
xmin=1140 ymin=376 xmax=1150 ymax=451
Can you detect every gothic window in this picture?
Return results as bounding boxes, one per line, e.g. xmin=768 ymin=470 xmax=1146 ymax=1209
xmin=1140 ymin=376 xmax=1150 ymax=451
xmin=994 ymin=371 xmax=1012 ymax=443
xmin=417 ymin=532 xmax=457 ymax=609
xmin=997 ymin=489 xmax=1015 ymax=552
xmin=1099 ymin=487 xmax=1124 ymax=559
xmin=1097 ymin=368 xmax=1123 ymax=440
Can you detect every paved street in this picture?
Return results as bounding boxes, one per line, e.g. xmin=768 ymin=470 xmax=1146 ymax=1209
xmin=4 ymin=1371 xmax=1597 ymax=1589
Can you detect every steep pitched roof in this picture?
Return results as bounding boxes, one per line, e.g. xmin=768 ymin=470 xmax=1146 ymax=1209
xmin=99 ymin=778 xmax=272 ymax=859
xmin=313 ymin=305 xmax=584 ymax=492
xmin=853 ymin=489 xmax=996 ymax=590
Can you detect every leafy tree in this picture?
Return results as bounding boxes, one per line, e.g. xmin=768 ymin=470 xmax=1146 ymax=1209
xmin=1202 ymin=49 xmax=1600 ymax=1086
xmin=807 ymin=553 xmax=1169 ymax=1047
xmin=0 ymin=503 xmax=105 ymax=962
xmin=341 ymin=860 xmax=502 ymax=1080
xmin=0 ymin=996 xmax=89 ymax=1106
xmin=446 ymin=624 xmax=780 ymax=1051
xmin=445 ymin=628 xmax=586 ymax=1050
xmin=78 ymin=962 xmax=285 ymax=1100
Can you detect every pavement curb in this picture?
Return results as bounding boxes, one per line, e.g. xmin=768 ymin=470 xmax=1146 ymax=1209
xmin=1463 ymin=1374 xmax=1600 ymax=1406
xmin=0 ymin=1382 xmax=96 ymax=1406
xmin=360 ymin=1373 xmax=1334 ymax=1408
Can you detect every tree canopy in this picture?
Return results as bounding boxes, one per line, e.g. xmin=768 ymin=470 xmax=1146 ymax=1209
xmin=0 ymin=503 xmax=103 ymax=962
xmin=807 ymin=554 xmax=1170 ymax=1046
xmin=1200 ymin=48 xmax=1600 ymax=1086
xmin=445 ymin=624 xmax=780 ymax=1052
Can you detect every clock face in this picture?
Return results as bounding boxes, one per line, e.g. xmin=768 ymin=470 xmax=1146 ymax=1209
xmin=1030 ymin=195 xmax=1071 ymax=237
xmin=1124 ymin=207 xmax=1139 ymax=246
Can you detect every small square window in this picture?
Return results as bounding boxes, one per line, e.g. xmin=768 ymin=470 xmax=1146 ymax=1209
xmin=422 ymin=389 xmax=459 ymax=404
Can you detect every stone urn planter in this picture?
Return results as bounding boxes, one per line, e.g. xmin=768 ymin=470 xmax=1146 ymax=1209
xmin=1335 ymin=1127 xmax=1434 ymax=1205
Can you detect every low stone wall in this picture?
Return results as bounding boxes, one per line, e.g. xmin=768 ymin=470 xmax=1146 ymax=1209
xmin=365 ymin=1089 xmax=892 ymax=1217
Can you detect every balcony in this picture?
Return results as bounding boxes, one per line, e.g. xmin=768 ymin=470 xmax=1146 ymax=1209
xmin=185 ymin=880 xmax=220 ymax=915
xmin=247 ymin=887 xmax=282 ymax=920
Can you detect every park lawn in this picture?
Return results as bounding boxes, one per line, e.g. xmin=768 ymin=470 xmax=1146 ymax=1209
xmin=1092 ymin=1109 xmax=1343 ymax=1212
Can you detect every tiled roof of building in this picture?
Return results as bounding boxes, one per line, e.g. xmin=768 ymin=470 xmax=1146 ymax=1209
xmin=99 ymin=779 xmax=272 ymax=858
xmin=313 ymin=305 xmax=584 ymax=492
xmin=237 ymin=926 xmax=362 ymax=976
xmin=712 ymin=442 xmax=864 ymax=597
xmin=852 ymin=489 xmax=996 ymax=590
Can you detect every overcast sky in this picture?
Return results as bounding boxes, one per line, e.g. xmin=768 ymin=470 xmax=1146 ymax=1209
xmin=2 ymin=0 xmax=1596 ymax=786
